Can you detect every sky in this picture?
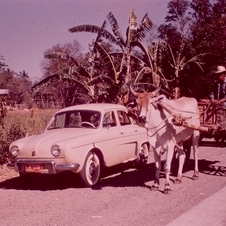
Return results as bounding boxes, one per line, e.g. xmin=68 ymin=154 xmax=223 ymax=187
xmin=0 ymin=0 xmax=169 ymax=82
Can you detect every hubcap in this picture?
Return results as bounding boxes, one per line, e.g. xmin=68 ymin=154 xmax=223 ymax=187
xmin=89 ymin=162 xmax=96 ymax=177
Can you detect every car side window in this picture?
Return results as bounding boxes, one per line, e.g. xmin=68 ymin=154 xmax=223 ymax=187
xmin=117 ymin=111 xmax=131 ymax=126
xmin=48 ymin=113 xmax=66 ymax=129
xmin=103 ymin=111 xmax=116 ymax=127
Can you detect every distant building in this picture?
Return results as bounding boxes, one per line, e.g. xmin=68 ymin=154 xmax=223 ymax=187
xmin=0 ymin=89 xmax=9 ymax=95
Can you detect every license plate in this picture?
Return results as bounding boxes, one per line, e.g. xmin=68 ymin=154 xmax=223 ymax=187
xmin=25 ymin=164 xmax=43 ymax=173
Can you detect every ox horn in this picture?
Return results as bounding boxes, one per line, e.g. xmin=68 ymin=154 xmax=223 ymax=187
xmin=130 ymin=85 xmax=137 ymax=96
xmin=151 ymin=83 xmax=162 ymax=96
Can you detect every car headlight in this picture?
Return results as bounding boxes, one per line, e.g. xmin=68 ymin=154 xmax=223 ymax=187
xmin=10 ymin=146 xmax=19 ymax=157
xmin=51 ymin=145 xmax=61 ymax=157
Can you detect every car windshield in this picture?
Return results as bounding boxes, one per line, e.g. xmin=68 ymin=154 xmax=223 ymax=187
xmin=47 ymin=110 xmax=101 ymax=130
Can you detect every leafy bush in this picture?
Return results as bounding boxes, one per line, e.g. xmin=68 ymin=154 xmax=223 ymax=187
xmin=0 ymin=109 xmax=57 ymax=164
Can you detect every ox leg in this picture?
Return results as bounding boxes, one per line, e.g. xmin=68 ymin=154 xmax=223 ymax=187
xmin=151 ymin=150 xmax=161 ymax=191
xmin=163 ymin=146 xmax=174 ymax=194
xmin=192 ymin=132 xmax=199 ymax=180
xmin=174 ymin=147 xmax=185 ymax=184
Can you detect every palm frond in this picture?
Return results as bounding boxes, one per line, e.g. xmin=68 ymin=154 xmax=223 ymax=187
xmin=126 ymin=8 xmax=138 ymax=45
xmin=134 ymin=67 xmax=152 ymax=84
xmin=45 ymin=52 xmax=90 ymax=78
xmin=44 ymin=52 xmax=69 ymax=60
xmin=106 ymin=12 xmax=125 ymax=47
xmin=190 ymin=61 xmax=205 ymax=72
xmin=32 ymin=73 xmax=91 ymax=94
xmin=137 ymin=13 xmax=153 ymax=41
xmin=93 ymin=21 xmax=107 ymax=49
xmin=32 ymin=74 xmax=61 ymax=90
xmin=133 ymin=82 xmax=171 ymax=96
xmin=110 ymin=51 xmax=146 ymax=68
xmin=54 ymin=67 xmax=80 ymax=76
xmin=184 ymin=53 xmax=208 ymax=66
xmin=87 ymin=74 xmax=115 ymax=86
xmin=44 ymin=51 xmax=80 ymax=68
xmin=131 ymin=41 xmax=153 ymax=68
xmin=58 ymin=74 xmax=91 ymax=93
xmin=164 ymin=41 xmax=176 ymax=67
xmin=68 ymin=24 xmax=120 ymax=46
xmin=96 ymin=43 xmax=117 ymax=82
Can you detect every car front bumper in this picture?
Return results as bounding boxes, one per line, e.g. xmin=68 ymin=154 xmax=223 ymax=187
xmin=7 ymin=159 xmax=80 ymax=174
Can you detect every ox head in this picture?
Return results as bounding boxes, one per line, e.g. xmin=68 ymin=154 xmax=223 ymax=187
xmin=130 ymin=84 xmax=162 ymax=125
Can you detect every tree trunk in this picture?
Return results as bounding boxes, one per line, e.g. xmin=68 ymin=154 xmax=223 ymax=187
xmin=173 ymin=86 xmax=181 ymax=99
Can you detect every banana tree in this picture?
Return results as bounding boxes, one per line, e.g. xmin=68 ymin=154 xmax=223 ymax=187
xmin=133 ymin=41 xmax=170 ymax=90
xmin=32 ymin=52 xmax=93 ymax=106
xmin=68 ymin=9 xmax=153 ymax=103
xmin=32 ymin=45 xmax=127 ymax=105
xmin=155 ymin=39 xmax=206 ymax=99
xmin=35 ymin=10 xmax=154 ymax=106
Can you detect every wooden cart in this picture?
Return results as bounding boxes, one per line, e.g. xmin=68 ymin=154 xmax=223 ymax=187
xmin=198 ymin=100 xmax=226 ymax=143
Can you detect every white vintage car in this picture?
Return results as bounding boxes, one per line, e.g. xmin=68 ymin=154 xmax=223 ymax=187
xmin=7 ymin=103 xmax=150 ymax=187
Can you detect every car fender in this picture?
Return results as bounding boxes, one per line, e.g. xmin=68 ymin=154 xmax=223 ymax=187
xmin=64 ymin=143 xmax=95 ymax=172
xmin=137 ymin=139 xmax=150 ymax=155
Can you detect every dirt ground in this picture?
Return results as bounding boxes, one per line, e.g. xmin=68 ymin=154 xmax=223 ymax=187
xmin=0 ymin=139 xmax=226 ymax=226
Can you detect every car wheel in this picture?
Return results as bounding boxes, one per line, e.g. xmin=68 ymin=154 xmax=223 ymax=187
xmin=136 ymin=143 xmax=149 ymax=168
xmin=79 ymin=152 xmax=101 ymax=187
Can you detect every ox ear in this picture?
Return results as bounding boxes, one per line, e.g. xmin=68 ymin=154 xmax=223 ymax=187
xmin=130 ymin=85 xmax=137 ymax=96
xmin=151 ymin=84 xmax=162 ymax=97
xmin=153 ymin=94 xmax=165 ymax=103
xmin=127 ymin=101 xmax=137 ymax=108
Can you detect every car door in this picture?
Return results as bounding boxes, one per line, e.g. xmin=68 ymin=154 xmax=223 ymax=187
xmin=98 ymin=111 xmax=122 ymax=166
xmin=116 ymin=110 xmax=138 ymax=160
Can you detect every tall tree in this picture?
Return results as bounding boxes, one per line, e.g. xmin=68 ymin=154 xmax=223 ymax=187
xmin=40 ymin=40 xmax=84 ymax=78
xmin=35 ymin=41 xmax=86 ymax=107
xmin=0 ymin=55 xmax=8 ymax=72
xmin=190 ymin=0 xmax=226 ymax=57
xmin=157 ymin=0 xmax=207 ymax=98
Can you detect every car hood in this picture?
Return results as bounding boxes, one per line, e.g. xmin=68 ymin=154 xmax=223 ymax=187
xmin=11 ymin=128 xmax=98 ymax=158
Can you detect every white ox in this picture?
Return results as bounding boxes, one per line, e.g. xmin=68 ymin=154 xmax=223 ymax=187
xmin=130 ymin=85 xmax=200 ymax=194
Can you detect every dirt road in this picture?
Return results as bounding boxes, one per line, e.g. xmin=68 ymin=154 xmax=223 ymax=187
xmin=1 ymin=139 xmax=226 ymax=226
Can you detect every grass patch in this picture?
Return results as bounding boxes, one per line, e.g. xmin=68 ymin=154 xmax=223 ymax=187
xmin=0 ymin=109 xmax=58 ymax=164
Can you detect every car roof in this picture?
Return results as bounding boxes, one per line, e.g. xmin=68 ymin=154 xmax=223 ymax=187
xmin=56 ymin=103 xmax=127 ymax=113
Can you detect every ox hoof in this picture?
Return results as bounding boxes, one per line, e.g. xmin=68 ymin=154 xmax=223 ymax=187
xmin=164 ymin=183 xmax=171 ymax=194
xmin=164 ymin=188 xmax=172 ymax=194
xmin=174 ymin=178 xmax=182 ymax=184
xmin=192 ymin=175 xmax=199 ymax=180
xmin=151 ymin=185 xmax=159 ymax=191
xmin=192 ymin=172 xmax=199 ymax=180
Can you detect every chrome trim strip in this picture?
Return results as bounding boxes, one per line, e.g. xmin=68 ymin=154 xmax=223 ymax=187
xmin=55 ymin=163 xmax=80 ymax=171
xmin=6 ymin=162 xmax=15 ymax=169
xmin=8 ymin=160 xmax=80 ymax=174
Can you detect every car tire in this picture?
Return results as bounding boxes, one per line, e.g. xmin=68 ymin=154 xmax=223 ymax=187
xmin=79 ymin=152 xmax=101 ymax=187
xmin=136 ymin=143 xmax=149 ymax=168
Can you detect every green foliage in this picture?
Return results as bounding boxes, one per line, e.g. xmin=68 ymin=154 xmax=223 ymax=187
xmin=190 ymin=0 xmax=226 ymax=59
xmin=2 ymin=4 xmax=225 ymax=106
xmin=0 ymin=68 xmax=33 ymax=106
xmin=36 ymin=10 xmax=154 ymax=105
xmin=156 ymin=0 xmax=226 ymax=98
xmin=0 ymin=55 xmax=8 ymax=72
xmin=0 ymin=109 xmax=57 ymax=165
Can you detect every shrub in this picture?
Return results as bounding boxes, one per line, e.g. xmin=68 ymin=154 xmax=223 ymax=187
xmin=0 ymin=109 xmax=57 ymax=164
